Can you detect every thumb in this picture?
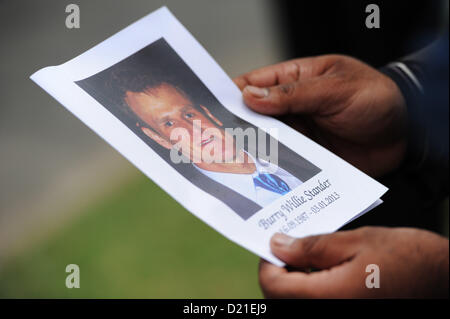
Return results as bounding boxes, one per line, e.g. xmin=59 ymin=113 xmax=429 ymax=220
xmin=242 ymin=78 xmax=333 ymax=116
xmin=270 ymin=231 xmax=359 ymax=269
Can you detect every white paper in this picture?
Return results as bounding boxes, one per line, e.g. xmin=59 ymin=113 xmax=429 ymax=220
xmin=30 ymin=7 xmax=387 ymax=266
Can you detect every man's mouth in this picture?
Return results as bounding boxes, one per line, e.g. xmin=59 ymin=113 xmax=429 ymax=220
xmin=200 ymin=136 xmax=215 ymax=146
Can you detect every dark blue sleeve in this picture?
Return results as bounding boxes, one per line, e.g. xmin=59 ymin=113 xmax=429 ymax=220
xmin=379 ymin=33 xmax=449 ymax=200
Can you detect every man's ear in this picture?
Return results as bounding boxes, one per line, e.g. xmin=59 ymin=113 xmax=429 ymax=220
xmin=141 ymin=127 xmax=172 ymax=150
xmin=200 ymin=105 xmax=223 ymax=127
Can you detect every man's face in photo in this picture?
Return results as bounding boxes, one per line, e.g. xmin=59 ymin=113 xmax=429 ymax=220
xmin=124 ymin=83 xmax=236 ymax=163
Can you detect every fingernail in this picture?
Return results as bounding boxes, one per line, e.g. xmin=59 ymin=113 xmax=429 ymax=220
xmin=244 ymin=85 xmax=269 ymax=98
xmin=272 ymin=233 xmax=295 ymax=247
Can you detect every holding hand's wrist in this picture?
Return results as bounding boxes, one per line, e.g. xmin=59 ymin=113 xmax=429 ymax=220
xmin=379 ymin=63 xmax=427 ymax=173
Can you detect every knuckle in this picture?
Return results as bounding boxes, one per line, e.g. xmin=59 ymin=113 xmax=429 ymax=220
xmin=298 ymin=235 xmax=322 ymax=258
xmin=258 ymin=276 xmax=279 ymax=298
xmin=283 ymin=279 xmax=317 ymax=299
xmin=283 ymin=62 xmax=300 ymax=81
xmin=258 ymin=269 xmax=275 ymax=289
xmin=261 ymin=285 xmax=277 ymax=298
xmin=278 ymin=82 xmax=296 ymax=97
xmin=355 ymin=226 xmax=378 ymax=242
xmin=358 ymin=226 xmax=373 ymax=236
xmin=326 ymin=54 xmax=353 ymax=64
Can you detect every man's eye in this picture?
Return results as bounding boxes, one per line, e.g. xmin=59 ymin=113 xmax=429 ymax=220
xmin=164 ymin=121 xmax=174 ymax=127
xmin=185 ymin=113 xmax=195 ymax=119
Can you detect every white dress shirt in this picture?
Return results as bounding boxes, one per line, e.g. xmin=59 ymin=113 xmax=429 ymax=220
xmin=193 ymin=153 xmax=303 ymax=207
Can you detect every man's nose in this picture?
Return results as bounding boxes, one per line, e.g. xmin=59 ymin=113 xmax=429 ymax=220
xmin=189 ymin=119 xmax=205 ymax=132
xmin=178 ymin=120 xmax=203 ymax=141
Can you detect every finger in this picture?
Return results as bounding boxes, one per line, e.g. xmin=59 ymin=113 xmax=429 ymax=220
xmin=242 ymin=76 xmax=339 ymax=116
xmin=234 ymin=60 xmax=301 ymax=90
xmin=259 ymin=258 xmax=360 ymax=298
xmin=259 ymin=258 xmax=299 ymax=298
xmin=233 ymin=77 xmax=248 ymax=91
xmin=234 ymin=56 xmax=334 ymax=91
xmin=270 ymin=231 xmax=360 ymax=270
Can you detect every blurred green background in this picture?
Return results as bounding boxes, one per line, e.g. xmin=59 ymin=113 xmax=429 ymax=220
xmin=0 ymin=175 xmax=261 ymax=298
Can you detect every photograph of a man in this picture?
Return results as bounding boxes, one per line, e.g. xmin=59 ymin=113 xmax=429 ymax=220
xmin=76 ymin=38 xmax=320 ymax=219
xmin=124 ymin=81 xmax=304 ymax=207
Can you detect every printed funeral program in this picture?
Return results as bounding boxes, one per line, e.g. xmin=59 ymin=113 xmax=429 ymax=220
xmin=30 ymin=7 xmax=387 ymax=266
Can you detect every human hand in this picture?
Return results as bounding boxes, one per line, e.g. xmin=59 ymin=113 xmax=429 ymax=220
xmin=259 ymin=227 xmax=449 ymax=298
xmin=234 ymin=55 xmax=407 ymax=177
